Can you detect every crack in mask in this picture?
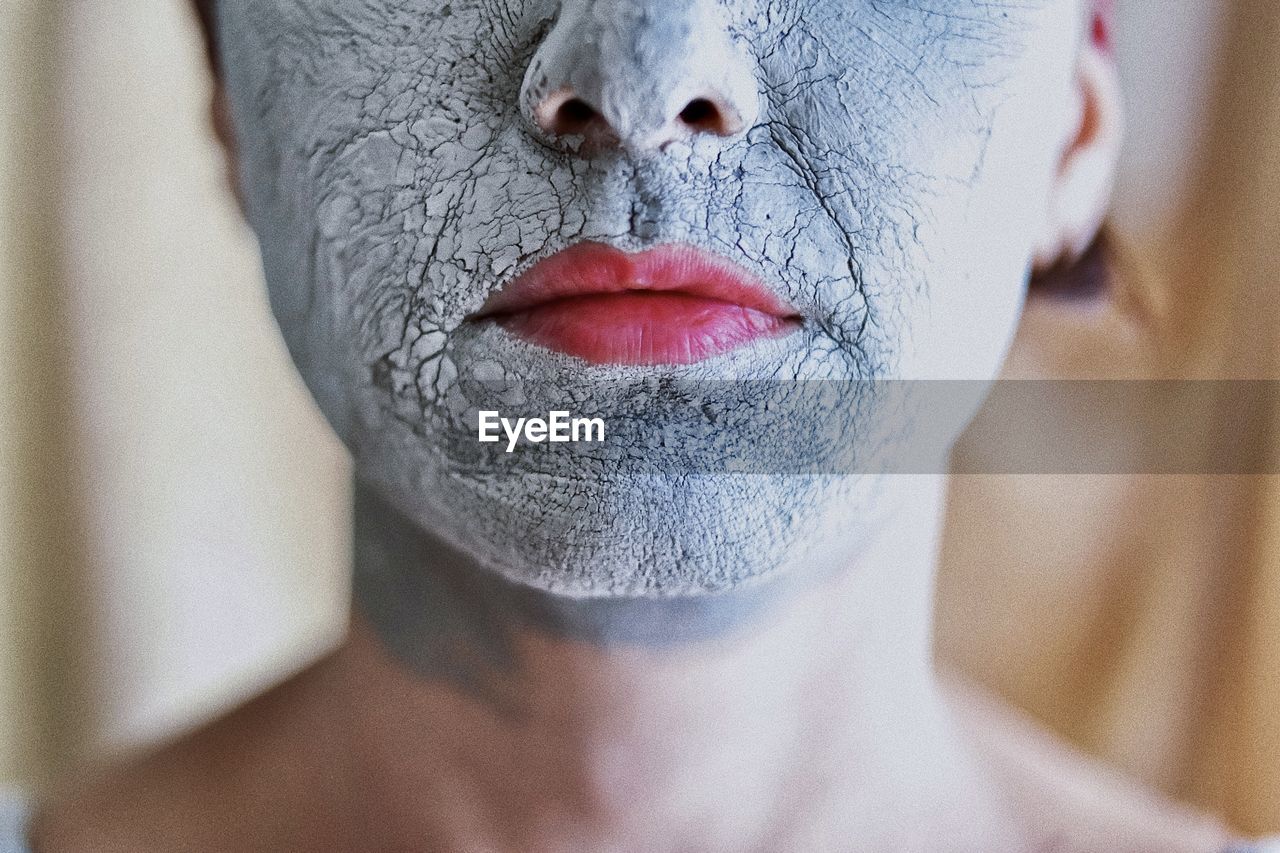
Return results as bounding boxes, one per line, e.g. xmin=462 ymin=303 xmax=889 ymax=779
xmin=216 ymin=0 xmax=1080 ymax=596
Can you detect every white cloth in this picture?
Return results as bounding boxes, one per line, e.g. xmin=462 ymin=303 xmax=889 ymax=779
xmin=0 ymin=790 xmax=30 ymax=853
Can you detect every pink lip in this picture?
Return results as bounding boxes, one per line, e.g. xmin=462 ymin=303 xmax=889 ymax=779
xmin=472 ymin=243 xmax=802 ymax=365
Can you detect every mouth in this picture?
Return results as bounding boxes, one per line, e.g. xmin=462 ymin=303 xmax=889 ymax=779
xmin=468 ymin=243 xmax=804 ymax=366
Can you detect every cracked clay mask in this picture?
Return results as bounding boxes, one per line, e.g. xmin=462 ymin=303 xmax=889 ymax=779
xmin=217 ymin=0 xmax=1084 ymax=597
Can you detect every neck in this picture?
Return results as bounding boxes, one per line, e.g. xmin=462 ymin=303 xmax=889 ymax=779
xmin=339 ymin=478 xmax=1022 ymax=852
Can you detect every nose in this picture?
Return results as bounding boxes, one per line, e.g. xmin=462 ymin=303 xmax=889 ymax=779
xmin=521 ymin=0 xmax=761 ymax=154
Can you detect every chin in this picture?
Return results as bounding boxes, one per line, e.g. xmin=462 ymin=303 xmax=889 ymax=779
xmin=353 ymin=405 xmax=887 ymax=598
xmin=341 ymin=328 xmax=923 ymax=597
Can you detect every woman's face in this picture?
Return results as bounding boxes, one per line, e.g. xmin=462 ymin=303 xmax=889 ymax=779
xmin=217 ymin=0 xmax=1086 ymax=596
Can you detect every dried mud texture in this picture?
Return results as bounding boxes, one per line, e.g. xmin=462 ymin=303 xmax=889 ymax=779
xmin=218 ymin=0 xmax=1074 ymax=596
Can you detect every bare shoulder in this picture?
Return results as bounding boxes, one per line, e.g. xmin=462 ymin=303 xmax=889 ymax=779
xmin=29 ymin=651 xmax=359 ymax=853
xmin=945 ymin=675 xmax=1235 ymax=853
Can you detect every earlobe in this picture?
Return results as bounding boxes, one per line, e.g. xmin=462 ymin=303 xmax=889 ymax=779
xmin=1032 ymin=35 xmax=1125 ymax=272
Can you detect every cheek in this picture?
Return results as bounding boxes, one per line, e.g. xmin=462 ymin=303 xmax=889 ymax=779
xmin=219 ymin=0 xmax=523 ymax=441
xmin=896 ymin=13 xmax=1082 ymax=382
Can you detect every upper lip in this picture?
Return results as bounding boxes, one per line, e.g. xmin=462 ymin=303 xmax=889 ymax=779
xmin=470 ymin=242 xmax=801 ymax=321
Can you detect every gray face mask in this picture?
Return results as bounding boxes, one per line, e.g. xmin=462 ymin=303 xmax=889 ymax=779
xmin=216 ymin=0 xmax=1080 ymax=597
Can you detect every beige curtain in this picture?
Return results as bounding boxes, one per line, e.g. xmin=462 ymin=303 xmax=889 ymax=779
xmin=1 ymin=0 xmax=350 ymax=788
xmin=0 ymin=0 xmax=1276 ymax=835
xmin=0 ymin=0 xmax=82 ymax=788
xmin=937 ymin=0 xmax=1280 ymax=836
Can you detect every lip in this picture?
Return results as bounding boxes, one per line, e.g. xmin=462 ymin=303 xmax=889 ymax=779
xmin=470 ymin=243 xmax=803 ymax=365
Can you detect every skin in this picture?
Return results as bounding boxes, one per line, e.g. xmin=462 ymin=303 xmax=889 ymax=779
xmin=30 ymin=484 xmax=1234 ymax=852
xmin=25 ymin=0 xmax=1247 ymax=851
xmin=216 ymin=0 xmax=1061 ymax=597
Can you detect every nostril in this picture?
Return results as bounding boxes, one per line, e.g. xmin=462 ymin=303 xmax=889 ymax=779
xmin=532 ymin=89 xmax=607 ymax=139
xmin=679 ymin=98 xmax=716 ymax=128
xmin=678 ymin=97 xmax=739 ymax=137
xmin=530 ymin=87 xmax=749 ymax=150
xmin=553 ymin=98 xmax=599 ymax=135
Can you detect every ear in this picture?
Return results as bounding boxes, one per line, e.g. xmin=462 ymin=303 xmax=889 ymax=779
xmin=209 ymin=83 xmax=246 ymax=214
xmin=1032 ymin=13 xmax=1125 ymax=271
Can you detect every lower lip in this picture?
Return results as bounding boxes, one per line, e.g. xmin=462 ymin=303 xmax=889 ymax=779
xmin=479 ymin=244 xmax=801 ymax=366
xmin=496 ymin=292 xmax=798 ymax=366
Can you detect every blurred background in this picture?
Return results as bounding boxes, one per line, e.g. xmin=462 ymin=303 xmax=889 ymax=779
xmin=1 ymin=0 xmax=1277 ymax=836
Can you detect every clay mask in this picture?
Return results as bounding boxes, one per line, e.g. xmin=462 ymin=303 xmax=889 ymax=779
xmin=217 ymin=0 xmax=1083 ymax=597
